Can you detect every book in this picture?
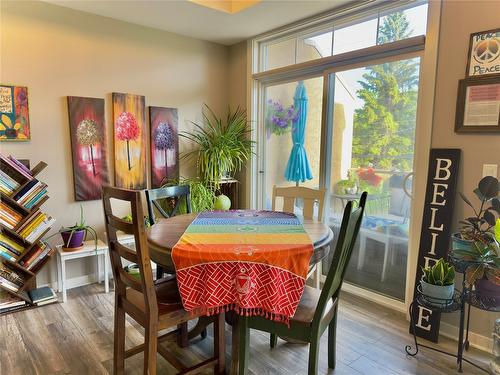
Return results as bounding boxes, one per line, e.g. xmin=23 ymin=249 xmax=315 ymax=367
xmin=28 ymin=286 xmax=57 ymax=304
xmin=0 ymin=263 xmax=25 ymax=287
xmin=19 ymin=243 xmax=46 ymax=267
xmin=0 ymin=276 xmax=20 ymax=292
xmin=0 ymin=235 xmax=23 ymax=255
xmin=0 ymin=289 xmax=25 ymax=309
xmin=18 ymin=183 xmax=45 ymax=206
xmin=0 ymin=154 xmax=32 ymax=180
xmin=24 ymin=189 xmax=47 ymax=209
xmin=0 ymin=302 xmax=28 ymax=314
xmin=15 ymin=209 xmax=41 ymax=233
xmin=0 ymin=249 xmax=16 ymax=262
xmin=8 ymin=156 xmax=32 ymax=177
xmin=20 ymin=213 xmax=46 ymax=237
xmin=25 ymin=217 xmax=55 ymax=243
xmin=12 ymin=179 xmax=38 ymax=201
xmin=27 ymin=246 xmax=51 ymax=270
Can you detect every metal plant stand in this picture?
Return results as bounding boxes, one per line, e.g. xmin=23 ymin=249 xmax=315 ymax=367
xmin=405 ymin=257 xmax=499 ymax=373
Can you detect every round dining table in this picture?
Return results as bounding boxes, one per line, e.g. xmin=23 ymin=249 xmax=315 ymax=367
xmin=146 ymin=212 xmax=334 ymax=374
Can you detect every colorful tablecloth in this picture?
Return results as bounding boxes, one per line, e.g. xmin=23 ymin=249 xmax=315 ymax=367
xmin=172 ymin=210 xmax=313 ymax=323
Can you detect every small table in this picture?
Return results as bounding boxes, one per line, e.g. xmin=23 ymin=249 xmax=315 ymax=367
xmin=56 ymin=239 xmax=110 ymax=303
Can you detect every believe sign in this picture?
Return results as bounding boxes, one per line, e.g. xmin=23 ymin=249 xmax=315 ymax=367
xmin=411 ymin=148 xmax=461 ymax=342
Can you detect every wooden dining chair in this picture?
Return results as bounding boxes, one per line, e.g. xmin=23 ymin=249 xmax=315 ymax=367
xmin=145 ymin=185 xmax=191 ymax=279
xmin=239 ymin=192 xmax=367 ymax=375
xmin=272 ymin=185 xmax=327 ymax=288
xmin=102 ymin=186 xmax=225 ymax=375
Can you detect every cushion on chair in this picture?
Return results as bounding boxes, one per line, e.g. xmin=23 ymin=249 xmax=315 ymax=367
xmin=291 ymin=285 xmax=337 ymax=325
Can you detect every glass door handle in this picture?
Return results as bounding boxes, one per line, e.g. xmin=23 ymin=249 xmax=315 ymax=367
xmin=403 ymin=172 xmax=414 ymax=199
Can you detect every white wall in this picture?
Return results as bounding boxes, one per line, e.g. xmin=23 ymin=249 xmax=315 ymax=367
xmin=0 ymin=0 xmax=229 ymax=285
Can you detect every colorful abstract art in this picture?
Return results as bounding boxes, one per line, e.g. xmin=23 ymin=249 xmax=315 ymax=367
xmin=67 ymin=96 xmax=109 ymax=201
xmin=149 ymin=106 xmax=179 ymax=188
xmin=112 ymin=93 xmax=147 ymax=190
xmin=0 ymin=85 xmax=30 ymax=141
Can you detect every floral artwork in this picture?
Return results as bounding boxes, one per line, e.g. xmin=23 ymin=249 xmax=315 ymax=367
xmin=149 ymin=106 xmax=179 ymax=188
xmin=265 ymin=99 xmax=298 ymax=138
xmin=67 ymin=96 xmax=109 ymax=201
xmin=113 ymin=93 xmax=147 ymax=189
xmin=0 ymin=85 xmax=30 ymax=141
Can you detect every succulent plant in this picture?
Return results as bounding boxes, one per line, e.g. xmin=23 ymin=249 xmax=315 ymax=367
xmin=422 ymin=258 xmax=455 ymax=286
xmin=452 ymin=240 xmax=500 ymax=287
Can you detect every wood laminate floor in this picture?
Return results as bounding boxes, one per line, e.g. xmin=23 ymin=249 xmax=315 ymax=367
xmin=0 ymin=283 xmax=492 ymax=375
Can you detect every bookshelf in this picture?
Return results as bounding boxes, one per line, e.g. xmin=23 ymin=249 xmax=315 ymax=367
xmin=0 ymin=154 xmax=56 ymax=314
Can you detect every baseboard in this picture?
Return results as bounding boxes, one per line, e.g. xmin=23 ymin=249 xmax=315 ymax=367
xmin=440 ymin=321 xmax=493 ymax=353
xmin=341 ymin=281 xmax=407 ymax=313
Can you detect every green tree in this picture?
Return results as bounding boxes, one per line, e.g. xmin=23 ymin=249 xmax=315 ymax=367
xmin=352 ymin=12 xmax=419 ymax=171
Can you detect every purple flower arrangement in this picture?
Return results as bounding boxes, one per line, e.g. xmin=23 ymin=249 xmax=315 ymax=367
xmin=265 ymin=99 xmax=298 ymax=137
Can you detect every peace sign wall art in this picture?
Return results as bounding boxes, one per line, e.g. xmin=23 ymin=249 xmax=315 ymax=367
xmin=466 ymin=28 xmax=500 ymax=77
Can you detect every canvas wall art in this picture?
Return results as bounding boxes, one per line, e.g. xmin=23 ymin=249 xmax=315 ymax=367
xmin=67 ymin=96 xmax=109 ymax=201
xmin=0 ymin=85 xmax=30 ymax=141
xmin=149 ymin=106 xmax=179 ymax=188
xmin=113 ymin=93 xmax=147 ymax=189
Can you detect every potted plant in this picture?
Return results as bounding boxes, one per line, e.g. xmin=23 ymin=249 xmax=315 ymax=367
xmin=453 ymin=176 xmax=500 ymax=250
xmin=336 ymin=179 xmax=357 ymax=195
xmin=181 ymin=105 xmax=254 ymax=188
xmin=265 ymin=99 xmax=298 ymax=138
xmin=451 ymin=240 xmax=500 ymax=302
xmin=162 ymin=178 xmax=215 ymax=214
xmin=421 ymin=258 xmax=456 ymax=307
xmin=59 ymin=206 xmax=98 ymax=251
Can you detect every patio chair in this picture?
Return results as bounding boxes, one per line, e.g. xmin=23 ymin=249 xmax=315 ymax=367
xmin=239 ymin=192 xmax=367 ymax=375
xmin=272 ymin=185 xmax=327 ymax=289
xmin=102 ymin=186 xmax=225 ymax=375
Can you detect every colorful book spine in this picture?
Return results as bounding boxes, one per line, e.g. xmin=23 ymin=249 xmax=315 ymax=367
xmin=27 ymin=247 xmax=51 ymax=270
xmin=0 ymin=249 xmax=16 ymax=262
xmin=19 ymin=243 xmax=45 ymax=267
xmin=0 ymin=155 xmax=32 ymax=180
xmin=24 ymin=189 xmax=47 ymax=209
xmin=8 ymin=156 xmax=31 ymax=177
xmin=25 ymin=217 xmax=55 ymax=243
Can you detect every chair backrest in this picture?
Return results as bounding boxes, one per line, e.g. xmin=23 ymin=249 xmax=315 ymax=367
xmin=313 ymin=192 xmax=367 ymax=323
xmin=102 ymin=186 xmax=158 ymax=316
xmin=145 ymin=185 xmax=191 ymax=224
xmin=272 ymin=185 xmax=326 ymax=221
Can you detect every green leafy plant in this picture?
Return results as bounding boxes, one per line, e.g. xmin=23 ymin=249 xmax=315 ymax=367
xmin=162 ymin=178 xmax=215 ymax=214
xmin=452 ymin=240 xmax=500 ymax=287
xmin=336 ymin=179 xmax=356 ymax=194
xmin=122 ymin=215 xmax=151 ymax=228
xmin=422 ymin=258 xmax=455 ymax=286
xmin=181 ymin=105 xmax=254 ymax=188
xmin=458 ymin=176 xmax=500 ymax=243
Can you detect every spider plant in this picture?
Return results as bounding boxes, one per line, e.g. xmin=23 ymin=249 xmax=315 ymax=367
xmin=181 ymin=105 xmax=254 ymax=188
xmin=162 ymin=178 xmax=215 ymax=214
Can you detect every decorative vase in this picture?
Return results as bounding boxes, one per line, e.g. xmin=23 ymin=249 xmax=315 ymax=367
xmin=451 ymin=232 xmax=474 ymax=251
xmin=475 ymin=278 xmax=500 ymax=304
xmin=421 ymin=278 xmax=455 ymax=307
xmin=61 ymin=229 xmax=85 ymax=249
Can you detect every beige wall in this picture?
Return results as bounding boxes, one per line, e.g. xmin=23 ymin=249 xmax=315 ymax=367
xmin=0 ymin=1 xmax=229 ymax=284
xmin=432 ymin=0 xmax=500 ymax=340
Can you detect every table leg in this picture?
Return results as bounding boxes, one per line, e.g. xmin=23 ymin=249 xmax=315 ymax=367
xmin=97 ymin=252 xmax=102 ymax=284
xmin=187 ymin=316 xmax=213 ymax=341
xmin=57 ymin=253 xmax=62 ymax=293
xmin=104 ymin=253 xmax=109 ymax=294
xmin=61 ymin=258 xmax=67 ymax=303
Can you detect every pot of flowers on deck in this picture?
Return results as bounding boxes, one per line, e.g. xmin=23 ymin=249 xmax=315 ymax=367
xmin=420 ymin=258 xmax=456 ymax=307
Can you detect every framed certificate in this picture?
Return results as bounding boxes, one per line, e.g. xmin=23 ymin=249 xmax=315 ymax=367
xmin=455 ymin=77 xmax=500 ymax=133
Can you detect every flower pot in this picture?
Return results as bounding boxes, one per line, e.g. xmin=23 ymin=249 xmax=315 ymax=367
xmin=475 ymin=278 xmax=500 ymax=303
xmin=451 ymin=232 xmax=474 ymax=251
xmin=61 ymin=229 xmax=85 ymax=249
xmin=421 ymin=279 xmax=455 ymax=307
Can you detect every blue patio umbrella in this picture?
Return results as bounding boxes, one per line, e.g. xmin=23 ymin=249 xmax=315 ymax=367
xmin=284 ymin=81 xmax=313 ymax=184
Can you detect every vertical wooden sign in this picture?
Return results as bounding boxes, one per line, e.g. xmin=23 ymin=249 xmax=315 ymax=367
xmin=411 ymin=148 xmax=461 ymax=342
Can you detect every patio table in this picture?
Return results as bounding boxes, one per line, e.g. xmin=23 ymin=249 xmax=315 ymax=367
xmin=147 ymin=210 xmax=333 ymax=374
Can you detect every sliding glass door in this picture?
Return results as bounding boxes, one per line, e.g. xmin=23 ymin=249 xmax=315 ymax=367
xmin=324 ymin=58 xmax=420 ymax=301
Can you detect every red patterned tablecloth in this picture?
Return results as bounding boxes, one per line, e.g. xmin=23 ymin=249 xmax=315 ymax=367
xmin=171 ymin=210 xmax=313 ymax=323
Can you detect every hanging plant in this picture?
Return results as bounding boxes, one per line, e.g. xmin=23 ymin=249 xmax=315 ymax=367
xmin=265 ymin=99 xmax=298 ymax=137
xmin=115 ymin=111 xmax=139 ymax=170
xmin=76 ymin=119 xmax=101 ymax=176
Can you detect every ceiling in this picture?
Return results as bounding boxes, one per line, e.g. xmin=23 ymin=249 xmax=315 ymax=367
xmin=44 ymin=0 xmax=354 ymax=45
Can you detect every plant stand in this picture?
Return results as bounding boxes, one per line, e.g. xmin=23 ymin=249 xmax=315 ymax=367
xmin=405 ymin=260 xmax=499 ymax=373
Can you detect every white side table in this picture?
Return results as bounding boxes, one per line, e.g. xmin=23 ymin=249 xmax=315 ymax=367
xmin=56 ymin=239 xmax=110 ymax=303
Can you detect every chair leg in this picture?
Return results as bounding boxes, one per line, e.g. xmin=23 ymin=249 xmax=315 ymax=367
xmin=238 ymin=316 xmax=250 ymax=375
xmin=113 ymin=306 xmax=126 ymax=375
xmin=328 ymin=306 xmax=338 ymax=369
xmin=308 ymin=340 xmax=319 ymax=375
xmin=143 ymin=323 xmax=158 ymax=375
xmin=270 ymin=333 xmax=277 ymax=348
xmin=200 ymin=328 xmax=208 ymax=339
xmin=214 ymin=313 xmax=226 ymax=375
xmin=156 ymin=265 xmax=164 ymax=280
xmin=177 ymin=322 xmax=188 ymax=348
